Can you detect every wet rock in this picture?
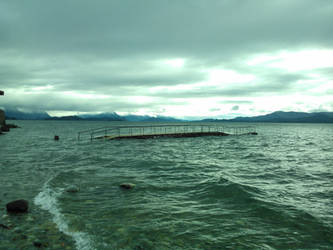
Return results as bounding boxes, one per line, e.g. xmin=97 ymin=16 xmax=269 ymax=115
xmin=6 ymin=124 xmax=19 ymax=129
xmin=119 ymin=183 xmax=135 ymax=190
xmin=1 ymin=125 xmax=9 ymax=132
xmin=0 ymin=223 xmax=10 ymax=230
xmin=13 ymin=228 xmax=22 ymax=234
xmin=6 ymin=199 xmax=29 ymax=213
xmin=66 ymin=186 xmax=79 ymax=193
xmin=33 ymin=241 xmax=42 ymax=248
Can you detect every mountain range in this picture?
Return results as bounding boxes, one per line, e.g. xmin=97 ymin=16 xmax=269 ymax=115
xmin=4 ymin=108 xmax=51 ymax=120
xmin=3 ymin=108 xmax=181 ymax=122
xmin=3 ymin=108 xmax=333 ymax=123
xmin=202 ymin=111 xmax=333 ymax=123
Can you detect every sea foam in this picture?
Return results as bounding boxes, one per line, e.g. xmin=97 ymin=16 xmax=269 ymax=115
xmin=34 ymin=181 xmax=95 ymax=250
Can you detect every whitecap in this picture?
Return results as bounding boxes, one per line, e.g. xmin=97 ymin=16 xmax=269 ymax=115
xmin=34 ymin=181 xmax=95 ymax=250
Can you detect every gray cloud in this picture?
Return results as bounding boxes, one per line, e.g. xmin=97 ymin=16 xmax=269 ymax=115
xmin=2 ymin=0 xmax=332 ymax=55
xmin=218 ymin=100 xmax=253 ymax=104
xmin=145 ymin=71 xmax=308 ymax=99
xmin=2 ymin=92 xmax=186 ymax=114
xmin=1 ymin=0 xmax=333 ymax=117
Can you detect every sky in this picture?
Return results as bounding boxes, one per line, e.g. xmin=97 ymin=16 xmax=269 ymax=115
xmin=0 ymin=0 xmax=333 ymax=119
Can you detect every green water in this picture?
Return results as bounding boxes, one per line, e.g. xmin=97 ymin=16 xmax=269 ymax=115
xmin=1 ymin=121 xmax=333 ymax=249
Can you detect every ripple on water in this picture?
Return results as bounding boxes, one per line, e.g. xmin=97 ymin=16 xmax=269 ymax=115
xmin=1 ymin=121 xmax=333 ymax=249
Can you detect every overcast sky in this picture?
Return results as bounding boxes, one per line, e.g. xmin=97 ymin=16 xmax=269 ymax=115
xmin=0 ymin=0 xmax=333 ymax=119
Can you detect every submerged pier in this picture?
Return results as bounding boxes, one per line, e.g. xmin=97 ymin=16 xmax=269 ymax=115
xmin=78 ymin=124 xmax=257 ymax=141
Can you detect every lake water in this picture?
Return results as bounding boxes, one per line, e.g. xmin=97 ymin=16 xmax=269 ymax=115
xmin=0 ymin=121 xmax=333 ymax=249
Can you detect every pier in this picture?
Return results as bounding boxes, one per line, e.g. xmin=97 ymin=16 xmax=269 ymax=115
xmin=77 ymin=124 xmax=257 ymax=141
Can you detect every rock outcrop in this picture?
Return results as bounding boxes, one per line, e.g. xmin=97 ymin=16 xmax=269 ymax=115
xmin=0 ymin=109 xmax=5 ymax=127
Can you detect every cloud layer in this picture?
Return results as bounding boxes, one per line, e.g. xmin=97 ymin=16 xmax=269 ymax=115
xmin=1 ymin=0 xmax=333 ymax=118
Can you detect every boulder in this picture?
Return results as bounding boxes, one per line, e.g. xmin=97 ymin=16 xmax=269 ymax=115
xmin=6 ymin=199 xmax=29 ymax=213
xmin=120 ymin=183 xmax=135 ymax=190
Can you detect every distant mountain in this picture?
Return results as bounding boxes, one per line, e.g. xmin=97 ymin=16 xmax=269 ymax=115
xmin=199 ymin=118 xmax=221 ymax=122
xmin=122 ymin=114 xmax=182 ymax=122
xmin=122 ymin=114 xmax=152 ymax=122
xmin=141 ymin=116 xmax=182 ymax=122
xmin=211 ymin=111 xmax=333 ymax=123
xmin=79 ymin=112 xmax=125 ymax=121
xmin=49 ymin=113 xmax=183 ymax=122
xmin=4 ymin=108 xmax=50 ymax=120
xmin=3 ymin=108 xmax=333 ymax=123
xmin=44 ymin=113 xmax=182 ymax=122
xmin=46 ymin=115 xmax=83 ymax=121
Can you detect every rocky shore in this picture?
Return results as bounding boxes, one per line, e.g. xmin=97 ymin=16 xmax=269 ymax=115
xmin=0 ymin=109 xmax=19 ymax=134
xmin=1 ymin=198 xmax=75 ymax=249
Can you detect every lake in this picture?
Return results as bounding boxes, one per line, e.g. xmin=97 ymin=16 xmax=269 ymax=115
xmin=1 ymin=121 xmax=333 ymax=249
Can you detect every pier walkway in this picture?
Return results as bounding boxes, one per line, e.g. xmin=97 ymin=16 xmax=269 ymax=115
xmin=77 ymin=124 xmax=257 ymax=141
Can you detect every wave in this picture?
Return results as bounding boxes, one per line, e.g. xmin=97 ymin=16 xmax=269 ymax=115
xmin=193 ymin=175 xmax=264 ymax=205
xmin=34 ymin=178 xmax=95 ymax=250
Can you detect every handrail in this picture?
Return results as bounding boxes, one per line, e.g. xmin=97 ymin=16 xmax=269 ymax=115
xmin=77 ymin=124 xmax=257 ymax=141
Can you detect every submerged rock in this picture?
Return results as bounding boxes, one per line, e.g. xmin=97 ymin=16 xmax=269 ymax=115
xmin=120 ymin=183 xmax=135 ymax=190
xmin=33 ymin=241 xmax=42 ymax=248
xmin=6 ymin=199 xmax=29 ymax=213
xmin=6 ymin=124 xmax=19 ymax=129
xmin=0 ymin=223 xmax=10 ymax=230
xmin=66 ymin=186 xmax=79 ymax=193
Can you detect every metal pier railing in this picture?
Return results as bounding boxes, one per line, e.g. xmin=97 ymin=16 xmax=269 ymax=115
xmin=77 ymin=124 xmax=257 ymax=141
